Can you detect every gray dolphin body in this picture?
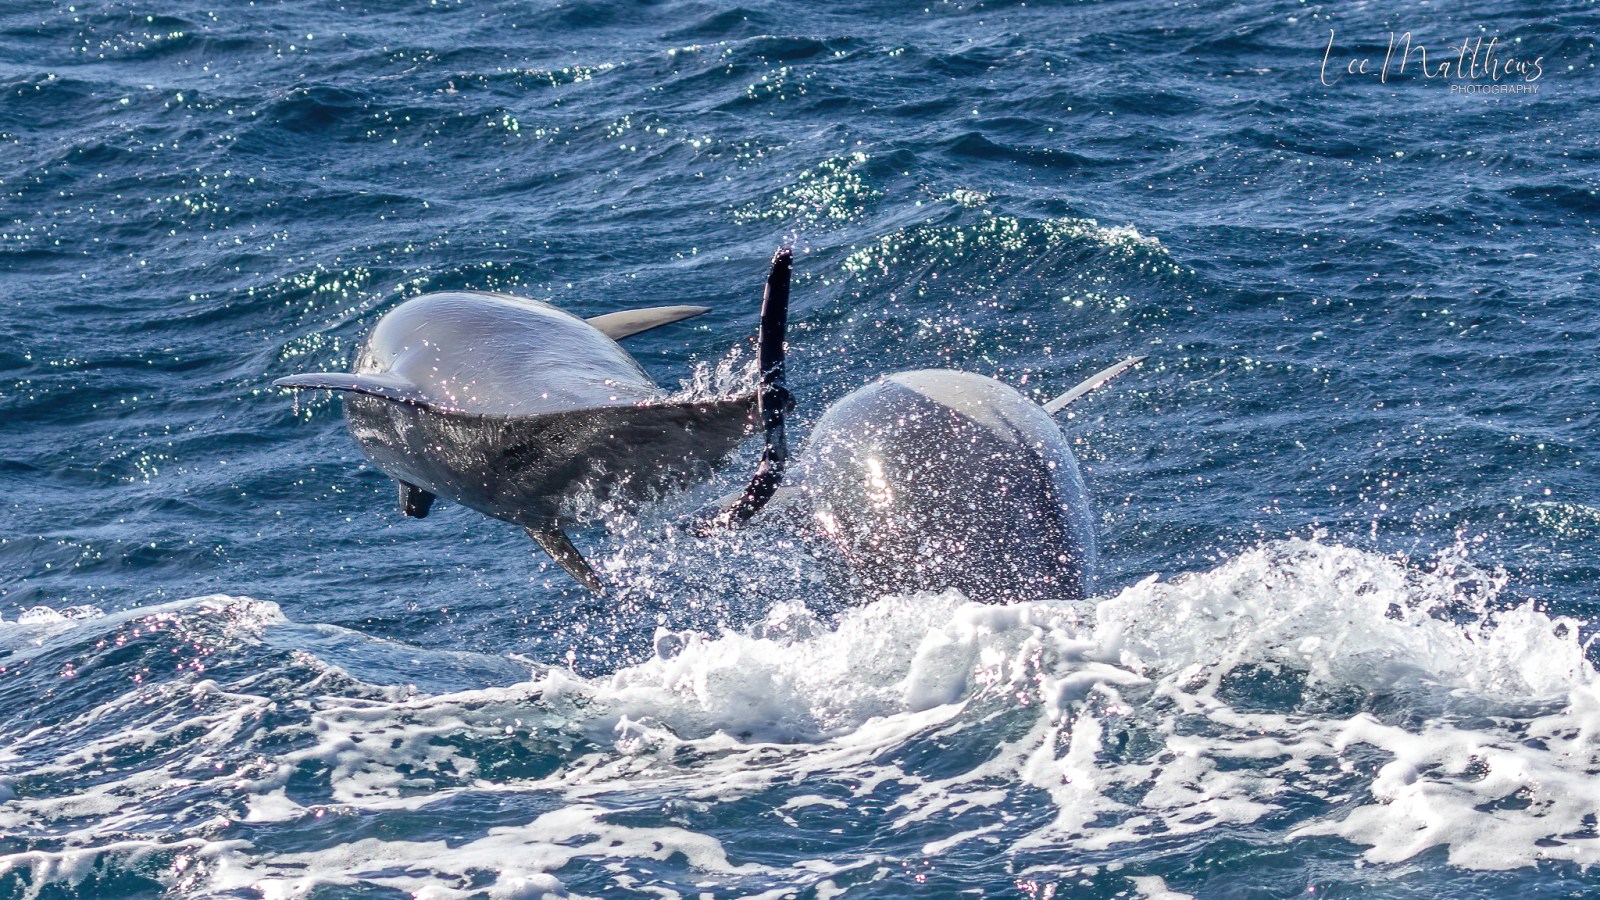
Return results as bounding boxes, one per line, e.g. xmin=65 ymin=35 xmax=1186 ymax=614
xmin=276 ymin=273 xmax=787 ymax=592
xmin=740 ymin=360 xmax=1139 ymax=604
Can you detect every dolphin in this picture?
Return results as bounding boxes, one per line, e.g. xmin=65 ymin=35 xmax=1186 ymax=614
xmin=720 ymin=358 xmax=1141 ymax=604
xmin=275 ymin=251 xmax=795 ymax=593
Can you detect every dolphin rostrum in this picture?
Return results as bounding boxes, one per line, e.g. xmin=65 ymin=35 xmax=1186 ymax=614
xmin=726 ymin=357 xmax=1142 ymax=604
xmin=275 ymin=250 xmax=795 ymax=593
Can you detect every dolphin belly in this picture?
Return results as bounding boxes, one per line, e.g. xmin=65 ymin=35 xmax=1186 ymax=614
xmin=798 ymin=370 xmax=1095 ymax=603
xmin=346 ymin=393 xmax=756 ymax=529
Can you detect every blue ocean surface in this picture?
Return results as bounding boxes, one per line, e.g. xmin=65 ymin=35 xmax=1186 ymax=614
xmin=2 ymin=0 xmax=1598 ymax=896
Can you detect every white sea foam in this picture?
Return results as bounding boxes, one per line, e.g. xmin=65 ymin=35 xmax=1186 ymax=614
xmin=666 ymin=342 xmax=757 ymax=403
xmin=5 ymin=541 xmax=1599 ymax=896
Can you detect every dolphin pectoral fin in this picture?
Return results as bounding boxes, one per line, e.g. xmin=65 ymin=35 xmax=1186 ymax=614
xmin=586 ymin=305 xmax=711 ymax=341
xmin=399 ymin=481 xmax=436 ymax=518
xmin=1042 ymin=356 xmax=1147 ymax=415
xmin=273 ymin=372 xmax=432 ymax=407
xmin=527 ymin=526 xmax=606 ymax=594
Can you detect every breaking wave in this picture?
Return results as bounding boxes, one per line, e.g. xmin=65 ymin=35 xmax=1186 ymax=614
xmin=4 ymin=540 xmax=1596 ymax=897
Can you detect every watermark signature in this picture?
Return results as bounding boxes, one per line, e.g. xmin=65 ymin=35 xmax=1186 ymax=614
xmin=1320 ymin=29 xmax=1544 ymax=92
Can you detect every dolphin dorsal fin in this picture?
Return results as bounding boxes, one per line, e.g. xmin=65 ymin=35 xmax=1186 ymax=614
xmin=526 ymin=526 xmax=606 ymax=594
xmin=1043 ymin=356 xmax=1146 ymax=415
xmin=273 ymin=372 xmax=436 ymax=407
xmin=587 ymin=305 xmax=710 ymax=341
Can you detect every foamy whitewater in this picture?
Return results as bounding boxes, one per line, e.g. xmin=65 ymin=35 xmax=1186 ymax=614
xmin=3 ymin=540 xmax=1595 ymax=897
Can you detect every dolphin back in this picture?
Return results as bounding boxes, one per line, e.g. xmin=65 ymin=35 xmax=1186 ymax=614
xmin=357 ymin=291 xmax=661 ymax=417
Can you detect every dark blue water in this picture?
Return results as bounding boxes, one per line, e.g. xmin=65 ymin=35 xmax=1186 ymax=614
xmin=4 ymin=0 xmax=1599 ymax=896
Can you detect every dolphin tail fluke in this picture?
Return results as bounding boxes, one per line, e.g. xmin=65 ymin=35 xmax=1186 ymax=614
xmin=1042 ymin=356 xmax=1146 ymax=415
xmin=273 ymin=372 xmax=432 ymax=407
xmin=689 ymin=484 xmax=804 ymax=536
xmin=712 ymin=247 xmax=792 ymax=528
xmin=587 ymin=305 xmax=711 ymax=341
xmin=527 ymin=526 xmax=606 ymax=594
xmin=399 ymin=481 xmax=436 ymax=518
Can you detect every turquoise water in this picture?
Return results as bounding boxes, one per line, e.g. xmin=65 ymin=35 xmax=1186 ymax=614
xmin=2 ymin=0 xmax=1598 ymax=896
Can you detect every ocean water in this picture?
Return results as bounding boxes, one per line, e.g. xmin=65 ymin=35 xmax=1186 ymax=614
xmin=2 ymin=0 xmax=1598 ymax=896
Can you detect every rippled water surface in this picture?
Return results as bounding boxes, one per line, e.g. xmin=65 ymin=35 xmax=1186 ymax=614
xmin=3 ymin=0 xmax=1599 ymax=896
